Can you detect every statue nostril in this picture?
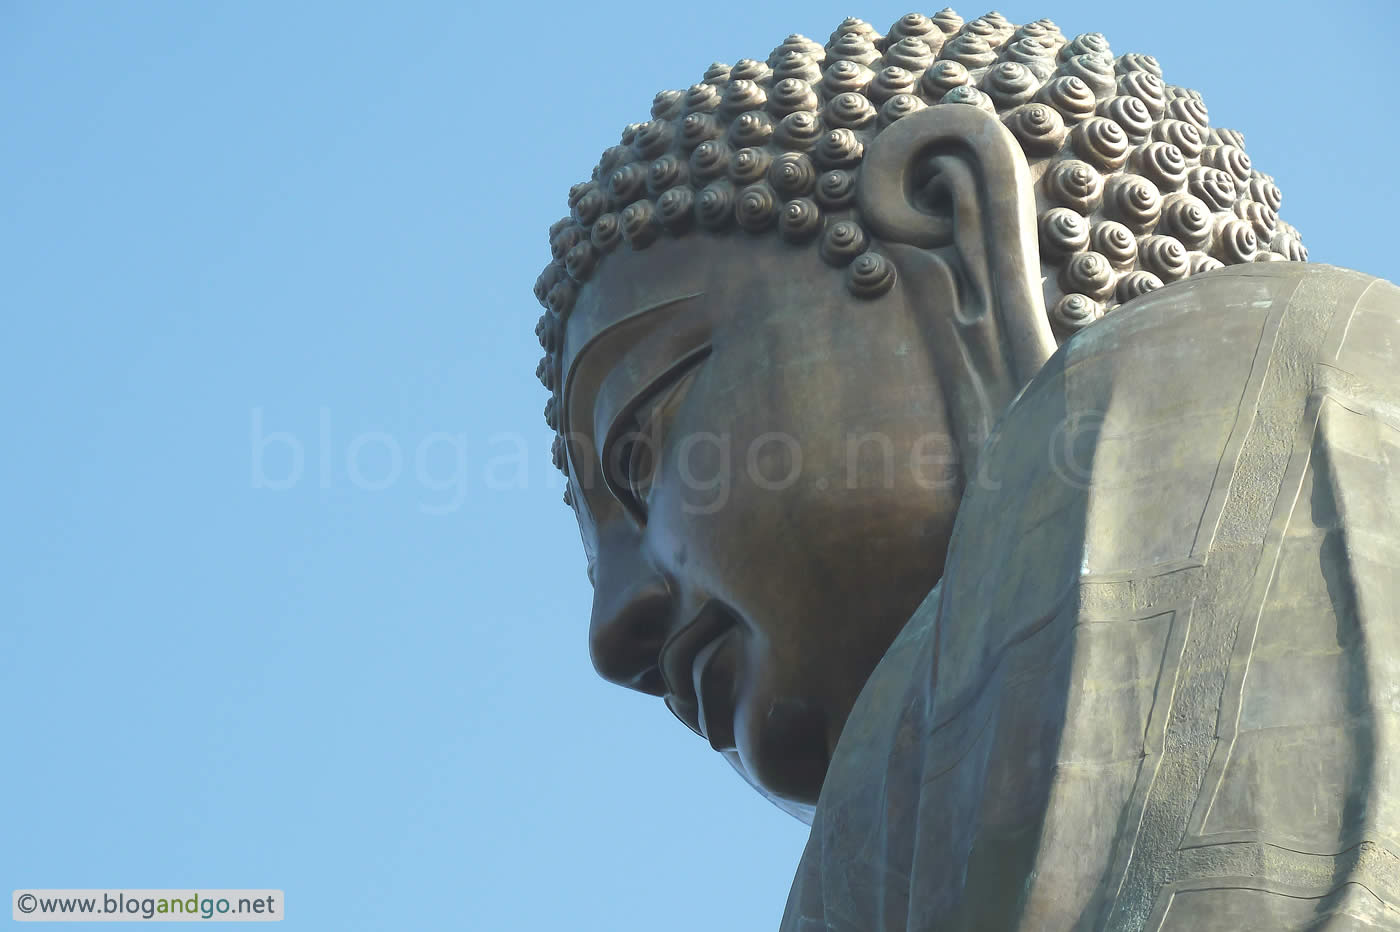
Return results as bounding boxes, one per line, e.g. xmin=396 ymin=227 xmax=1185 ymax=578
xmin=588 ymin=578 xmax=673 ymax=692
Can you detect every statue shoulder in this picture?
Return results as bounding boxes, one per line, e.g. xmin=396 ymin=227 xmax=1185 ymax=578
xmin=785 ymin=262 xmax=1400 ymax=932
xmin=962 ymin=261 xmax=1400 ymax=589
xmin=1044 ymin=262 xmax=1400 ymax=415
xmin=785 ymin=263 xmax=1400 ymax=932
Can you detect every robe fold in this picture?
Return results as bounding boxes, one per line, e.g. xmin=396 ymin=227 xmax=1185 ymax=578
xmin=783 ymin=264 xmax=1400 ymax=931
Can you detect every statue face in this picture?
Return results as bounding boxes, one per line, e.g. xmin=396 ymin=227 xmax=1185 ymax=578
xmin=561 ymin=235 xmax=962 ymax=812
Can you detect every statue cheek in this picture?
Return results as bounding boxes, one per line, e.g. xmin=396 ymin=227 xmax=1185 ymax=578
xmin=652 ymin=432 xmax=735 ymax=519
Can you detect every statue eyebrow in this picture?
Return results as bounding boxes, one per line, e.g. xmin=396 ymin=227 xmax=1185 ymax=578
xmin=566 ymin=291 xmax=705 ymax=379
xmin=601 ymin=344 xmax=712 ymax=454
xmin=630 ymin=291 xmax=707 ymax=318
xmin=561 ymin=290 xmax=707 ymax=440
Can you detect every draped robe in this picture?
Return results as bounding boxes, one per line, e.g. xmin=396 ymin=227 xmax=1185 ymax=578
xmin=782 ymin=264 xmax=1400 ymax=931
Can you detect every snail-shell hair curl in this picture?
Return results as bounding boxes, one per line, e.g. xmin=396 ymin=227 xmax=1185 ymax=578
xmin=535 ymin=8 xmax=1306 ymax=471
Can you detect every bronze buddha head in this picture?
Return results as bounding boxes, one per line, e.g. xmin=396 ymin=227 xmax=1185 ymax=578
xmin=530 ymin=9 xmax=1303 ymax=818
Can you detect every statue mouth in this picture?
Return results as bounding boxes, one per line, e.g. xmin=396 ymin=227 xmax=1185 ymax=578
xmin=659 ymin=601 xmax=738 ymax=751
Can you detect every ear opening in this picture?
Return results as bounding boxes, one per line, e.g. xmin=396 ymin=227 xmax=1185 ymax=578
xmin=857 ymin=104 xmax=1057 ymax=471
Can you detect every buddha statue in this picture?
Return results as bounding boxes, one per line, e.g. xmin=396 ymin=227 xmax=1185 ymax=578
xmin=530 ymin=10 xmax=1400 ymax=930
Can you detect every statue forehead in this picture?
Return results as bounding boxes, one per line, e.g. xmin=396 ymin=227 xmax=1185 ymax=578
xmin=560 ymin=234 xmax=850 ymax=386
xmin=561 ymin=238 xmax=712 ymax=376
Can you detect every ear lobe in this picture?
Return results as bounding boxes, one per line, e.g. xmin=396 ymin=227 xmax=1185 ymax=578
xmin=858 ymin=104 xmax=1056 ymax=462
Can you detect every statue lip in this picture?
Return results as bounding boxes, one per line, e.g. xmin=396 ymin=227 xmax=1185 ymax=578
xmin=692 ymin=631 xmax=738 ymax=752
xmin=659 ymin=600 xmax=738 ymax=749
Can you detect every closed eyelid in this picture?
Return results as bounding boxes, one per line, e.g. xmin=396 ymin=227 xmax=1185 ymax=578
xmin=601 ymin=345 xmax=711 ymax=449
xmin=599 ymin=346 xmax=711 ymax=512
xmin=562 ymin=295 xmax=712 ymax=530
xmin=562 ymin=292 xmax=707 ymax=445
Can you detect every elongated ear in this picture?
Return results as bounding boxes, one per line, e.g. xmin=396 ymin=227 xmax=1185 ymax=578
xmin=858 ymin=104 xmax=1055 ymax=466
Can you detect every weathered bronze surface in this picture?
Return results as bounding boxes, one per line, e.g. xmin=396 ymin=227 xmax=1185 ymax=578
xmin=532 ymin=10 xmax=1400 ymax=929
xmin=784 ymin=263 xmax=1400 ymax=930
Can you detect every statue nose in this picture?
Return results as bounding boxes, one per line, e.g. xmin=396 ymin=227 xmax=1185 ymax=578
xmin=589 ymin=568 xmax=673 ymax=696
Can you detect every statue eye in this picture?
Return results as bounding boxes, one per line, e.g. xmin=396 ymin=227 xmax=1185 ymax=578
xmin=602 ymin=363 xmax=702 ymax=523
xmin=623 ymin=427 xmax=657 ymax=505
xmin=607 ymin=425 xmax=655 ymax=518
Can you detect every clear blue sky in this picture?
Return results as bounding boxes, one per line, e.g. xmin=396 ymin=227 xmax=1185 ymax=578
xmin=2 ymin=1 xmax=1395 ymax=929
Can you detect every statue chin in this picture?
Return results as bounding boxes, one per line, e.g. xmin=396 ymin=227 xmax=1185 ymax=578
xmin=722 ymin=751 xmax=817 ymax=826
